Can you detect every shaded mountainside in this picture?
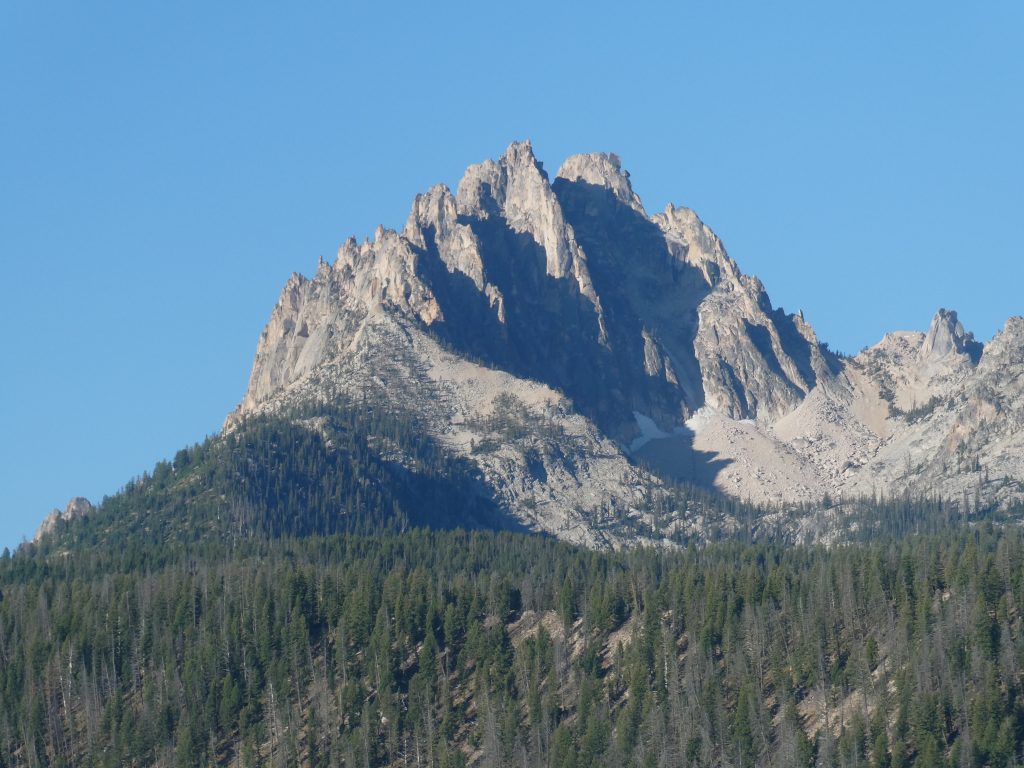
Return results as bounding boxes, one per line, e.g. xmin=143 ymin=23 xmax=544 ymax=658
xmin=31 ymin=391 xmax=1015 ymax=560
xmin=33 ymin=402 xmax=520 ymax=553
xmin=34 ymin=395 xmax=765 ymax=556
xmin=229 ymin=141 xmax=1024 ymax=535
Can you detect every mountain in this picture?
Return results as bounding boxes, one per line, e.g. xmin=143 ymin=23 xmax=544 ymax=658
xmin=226 ymin=140 xmax=1024 ymax=542
xmin=12 ymin=142 xmax=1024 ymax=768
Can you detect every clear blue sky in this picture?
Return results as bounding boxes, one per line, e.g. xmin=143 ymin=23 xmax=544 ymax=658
xmin=2 ymin=2 xmax=1022 ymax=549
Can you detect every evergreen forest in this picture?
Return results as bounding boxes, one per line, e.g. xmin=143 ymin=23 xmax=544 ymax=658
xmin=3 ymin=406 xmax=1024 ymax=767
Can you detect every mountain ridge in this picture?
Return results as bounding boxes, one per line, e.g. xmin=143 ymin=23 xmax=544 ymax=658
xmin=34 ymin=141 xmax=1024 ymax=548
xmin=221 ymin=141 xmax=1024 ymax=544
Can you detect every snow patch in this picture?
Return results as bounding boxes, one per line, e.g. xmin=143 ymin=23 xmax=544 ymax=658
xmin=629 ymin=411 xmax=687 ymax=452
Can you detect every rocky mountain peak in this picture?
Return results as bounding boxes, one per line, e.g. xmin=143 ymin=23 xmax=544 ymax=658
xmin=920 ymin=308 xmax=982 ymax=364
xmin=555 ymin=152 xmax=645 ymax=214
xmin=455 ymin=140 xmax=546 ymax=219
xmin=402 ymin=183 xmax=488 ymax=291
xmin=453 ymin=141 xmax=602 ymax=317
xmin=650 ymin=203 xmax=741 ymax=288
xmin=402 ymin=184 xmax=456 ymax=246
xmin=238 ymin=141 xmax=838 ymax=437
xmin=502 ymin=139 xmax=543 ymax=173
xmin=979 ymin=315 xmax=1024 ymax=371
xmin=231 ymin=142 xmax=1024 ymax=523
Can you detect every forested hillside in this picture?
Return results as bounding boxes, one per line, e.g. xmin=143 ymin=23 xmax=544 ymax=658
xmin=32 ymin=400 xmax=772 ymax=554
xmin=32 ymin=402 xmax=519 ymax=555
xmin=32 ymin=399 xmax=995 ymax=559
xmin=3 ymin=523 xmax=1024 ymax=767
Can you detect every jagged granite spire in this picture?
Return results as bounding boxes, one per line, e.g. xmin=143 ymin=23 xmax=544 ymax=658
xmin=556 ymin=152 xmax=645 ymax=214
xmin=920 ymin=308 xmax=983 ymax=364
xmin=229 ymin=141 xmax=1024 ymax=517
xmin=236 ymin=141 xmax=830 ymax=435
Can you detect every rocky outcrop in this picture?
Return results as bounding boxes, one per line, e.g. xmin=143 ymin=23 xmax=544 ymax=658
xmin=919 ymin=308 xmax=983 ymax=365
xmin=555 ymin=152 xmax=645 ymax=214
xmin=35 ymin=497 xmax=93 ymax=543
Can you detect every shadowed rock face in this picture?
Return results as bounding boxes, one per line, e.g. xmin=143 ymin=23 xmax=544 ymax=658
xmin=237 ymin=142 xmax=830 ymax=443
xmin=229 ymin=142 xmax=1024 ymax=524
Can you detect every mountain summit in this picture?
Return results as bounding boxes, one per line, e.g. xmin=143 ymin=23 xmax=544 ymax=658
xmin=228 ymin=142 xmax=1024 ymax=543
xmin=237 ymin=141 xmax=830 ymax=433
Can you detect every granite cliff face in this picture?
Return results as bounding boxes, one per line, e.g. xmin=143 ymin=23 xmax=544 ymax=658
xmin=237 ymin=142 xmax=830 ymax=437
xmin=230 ymin=142 xmax=1024 ymax=542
